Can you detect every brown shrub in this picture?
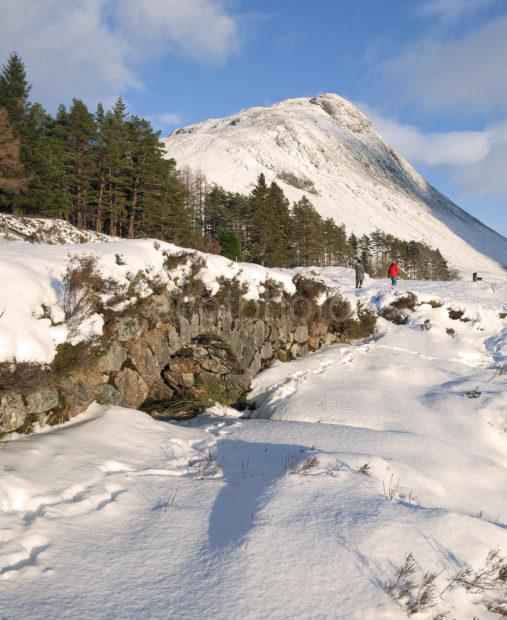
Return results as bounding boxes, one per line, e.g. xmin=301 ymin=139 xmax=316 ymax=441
xmin=322 ymin=295 xmax=353 ymax=331
xmin=381 ymin=306 xmax=409 ymax=325
xmin=293 ymin=274 xmax=328 ymax=300
xmin=63 ymin=254 xmax=110 ymax=337
xmin=390 ymin=292 xmax=418 ymax=311
xmin=350 ymin=303 xmax=377 ymax=338
xmin=448 ymin=308 xmax=470 ymax=322
xmin=52 ymin=341 xmax=100 ymax=379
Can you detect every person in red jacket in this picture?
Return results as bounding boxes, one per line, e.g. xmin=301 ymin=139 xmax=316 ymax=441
xmin=388 ymin=261 xmax=399 ymax=286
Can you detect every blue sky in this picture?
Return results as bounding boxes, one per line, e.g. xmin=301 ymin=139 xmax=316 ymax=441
xmin=1 ymin=0 xmax=506 ymax=235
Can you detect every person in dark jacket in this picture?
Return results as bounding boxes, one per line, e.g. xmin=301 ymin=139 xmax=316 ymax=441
xmin=388 ymin=261 xmax=399 ymax=286
xmin=355 ymin=259 xmax=365 ymax=289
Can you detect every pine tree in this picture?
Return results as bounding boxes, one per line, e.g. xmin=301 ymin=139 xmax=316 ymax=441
xmin=58 ymin=99 xmax=97 ymax=228
xmin=218 ymin=228 xmax=242 ymax=261
xmin=247 ymin=173 xmax=270 ymax=263
xmin=0 ymin=53 xmax=68 ymax=215
xmin=0 ymin=53 xmax=30 ymax=131
xmin=263 ymin=181 xmax=292 ymax=267
xmin=0 ymin=107 xmax=28 ymax=204
xmin=292 ymin=196 xmax=323 ymax=266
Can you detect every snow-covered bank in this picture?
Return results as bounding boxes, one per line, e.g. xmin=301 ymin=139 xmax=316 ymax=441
xmin=1 ymin=272 xmax=506 ymax=618
xmin=0 ymin=238 xmax=297 ymax=364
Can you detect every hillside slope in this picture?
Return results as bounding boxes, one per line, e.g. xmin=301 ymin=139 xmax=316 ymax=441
xmin=163 ymin=94 xmax=507 ymax=279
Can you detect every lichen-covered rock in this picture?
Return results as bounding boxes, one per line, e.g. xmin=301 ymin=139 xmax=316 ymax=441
xmin=260 ymin=342 xmax=273 ymax=360
xmin=113 ymin=368 xmax=149 ymax=407
xmin=95 ymin=384 xmax=128 ymax=407
xmin=308 ymin=336 xmax=320 ymax=350
xmin=146 ymin=379 xmax=174 ymax=402
xmin=0 ymin=391 xmax=25 ymax=433
xmin=310 ymin=321 xmax=328 ymax=337
xmin=24 ymin=387 xmax=59 ymax=413
xmin=128 ymin=339 xmax=159 ymax=383
xmin=242 ymin=341 xmax=256 ymax=368
xmin=144 ymin=330 xmax=172 ymax=367
xmin=275 ymin=349 xmax=289 ymax=362
xmin=294 ymin=324 xmax=309 ymax=343
xmin=163 ymin=357 xmax=199 ymax=389
xmin=59 ymin=372 xmax=101 ymax=420
xmin=253 ymin=321 xmax=265 ymax=348
xmin=115 ymin=316 xmax=141 ymax=341
xmin=97 ymin=342 xmax=127 ymax=373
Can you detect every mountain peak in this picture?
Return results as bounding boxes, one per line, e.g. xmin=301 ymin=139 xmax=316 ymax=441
xmin=309 ymin=93 xmax=373 ymax=133
xmin=163 ymin=96 xmax=507 ymax=278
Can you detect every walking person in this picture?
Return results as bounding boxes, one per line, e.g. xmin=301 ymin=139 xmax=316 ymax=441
xmin=388 ymin=261 xmax=399 ymax=287
xmin=355 ymin=259 xmax=365 ymax=289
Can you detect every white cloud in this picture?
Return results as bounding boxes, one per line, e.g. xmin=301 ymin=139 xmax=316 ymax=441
xmin=451 ymin=120 xmax=507 ymax=197
xmin=363 ymin=105 xmax=507 ymax=199
xmin=418 ymin=0 xmax=500 ymax=23
xmin=115 ymin=0 xmax=239 ymax=64
xmin=156 ymin=113 xmax=184 ymax=126
xmin=0 ymin=0 xmax=242 ymax=110
xmin=379 ymin=14 xmax=507 ymax=114
xmin=147 ymin=112 xmax=185 ymax=131
xmin=361 ymin=104 xmax=490 ymax=166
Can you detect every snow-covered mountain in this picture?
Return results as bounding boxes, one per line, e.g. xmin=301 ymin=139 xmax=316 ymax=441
xmin=162 ymin=94 xmax=507 ymax=279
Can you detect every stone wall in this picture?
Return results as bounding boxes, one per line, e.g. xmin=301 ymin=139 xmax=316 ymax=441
xmin=0 ymin=277 xmax=375 ymax=435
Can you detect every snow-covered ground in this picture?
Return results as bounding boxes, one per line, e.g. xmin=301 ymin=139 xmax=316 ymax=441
xmin=1 ymin=272 xmax=506 ymax=619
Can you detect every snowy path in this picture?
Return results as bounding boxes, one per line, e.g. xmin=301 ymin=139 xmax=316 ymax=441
xmin=1 ymin=275 xmax=506 ymax=619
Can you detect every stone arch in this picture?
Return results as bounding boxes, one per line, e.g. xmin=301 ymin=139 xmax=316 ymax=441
xmin=160 ymin=333 xmax=250 ymax=407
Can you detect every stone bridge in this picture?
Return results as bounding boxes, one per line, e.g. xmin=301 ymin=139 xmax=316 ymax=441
xmin=0 ymin=281 xmax=375 ymax=435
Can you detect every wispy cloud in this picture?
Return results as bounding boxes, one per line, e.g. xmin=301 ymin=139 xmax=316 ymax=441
xmin=363 ymin=104 xmax=507 ymax=201
xmin=147 ymin=112 xmax=185 ymax=132
xmin=379 ymin=14 xmax=507 ymax=115
xmin=417 ymin=0 xmax=501 ymax=24
xmin=0 ymin=0 xmax=244 ymax=110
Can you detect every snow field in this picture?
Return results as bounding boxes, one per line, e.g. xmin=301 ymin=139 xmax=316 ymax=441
xmin=0 ymin=253 xmax=506 ymax=618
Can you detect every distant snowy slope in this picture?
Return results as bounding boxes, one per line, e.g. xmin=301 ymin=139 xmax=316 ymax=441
xmin=0 ymin=214 xmax=112 ymax=244
xmin=163 ymin=94 xmax=507 ymax=279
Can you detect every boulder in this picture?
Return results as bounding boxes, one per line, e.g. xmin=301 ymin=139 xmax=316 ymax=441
xmin=97 ymin=342 xmax=127 ymax=373
xmin=95 ymin=384 xmax=128 ymax=407
xmin=115 ymin=316 xmax=141 ymax=341
xmin=294 ymin=324 xmax=309 ymax=343
xmin=275 ymin=349 xmax=289 ymax=362
xmin=24 ymin=387 xmax=59 ymax=414
xmin=260 ymin=342 xmax=273 ymax=360
xmin=59 ymin=372 xmax=100 ymax=419
xmin=128 ymin=339 xmax=160 ymax=383
xmin=0 ymin=391 xmax=25 ymax=433
xmin=113 ymin=368 xmax=149 ymax=407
